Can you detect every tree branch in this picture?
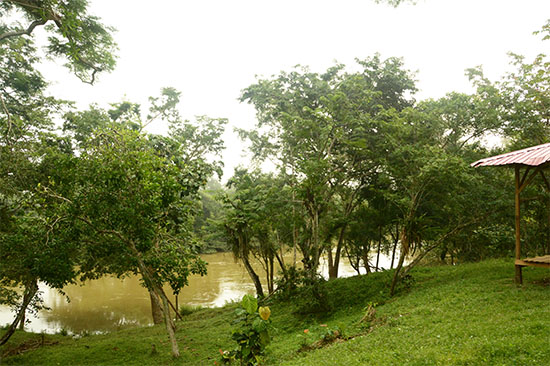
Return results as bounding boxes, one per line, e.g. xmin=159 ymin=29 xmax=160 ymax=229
xmin=75 ymin=60 xmax=100 ymax=85
xmin=42 ymin=187 xmax=73 ymax=204
xmin=401 ymin=216 xmax=485 ymax=277
xmin=76 ymin=216 xmax=129 ymax=243
xmin=0 ymin=19 xmax=47 ymax=42
xmin=1 ymin=2 xmax=104 ymax=84
xmin=51 ymin=18 xmax=103 ymax=85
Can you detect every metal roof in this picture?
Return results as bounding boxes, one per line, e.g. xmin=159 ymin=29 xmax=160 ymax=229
xmin=471 ymin=143 xmax=550 ymax=167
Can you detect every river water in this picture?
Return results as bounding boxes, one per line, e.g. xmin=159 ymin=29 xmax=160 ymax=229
xmin=0 ymin=251 xmax=397 ymax=334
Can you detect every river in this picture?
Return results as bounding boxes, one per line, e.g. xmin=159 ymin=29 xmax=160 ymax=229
xmin=0 ymin=250 xmax=397 ymax=334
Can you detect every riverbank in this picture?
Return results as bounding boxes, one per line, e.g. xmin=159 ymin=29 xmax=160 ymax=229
xmin=0 ymin=251 xmax=376 ymax=334
xmin=2 ymin=259 xmax=550 ymax=365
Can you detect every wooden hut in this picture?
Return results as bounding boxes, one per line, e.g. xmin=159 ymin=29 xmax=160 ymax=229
xmin=472 ymin=143 xmax=550 ymax=284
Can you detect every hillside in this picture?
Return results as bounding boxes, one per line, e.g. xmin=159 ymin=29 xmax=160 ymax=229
xmin=1 ymin=259 xmax=549 ymax=365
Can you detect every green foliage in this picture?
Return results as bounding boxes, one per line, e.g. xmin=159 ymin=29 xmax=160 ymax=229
xmin=324 ymin=271 xmax=393 ymax=310
xmin=275 ymin=267 xmax=331 ymax=315
xmin=4 ymin=260 xmax=550 ymax=365
xmin=57 ymin=329 xmax=68 ymax=337
xmin=220 ymin=295 xmax=272 ymax=366
xmin=193 ymin=180 xmax=229 ymax=253
xmin=241 ymin=295 xmax=258 ymax=315
xmin=61 ymin=128 xmax=207 ymax=293
xmin=221 ymin=169 xmax=288 ymax=297
xmin=273 ymin=266 xmax=304 ymax=298
xmin=0 ymin=17 xmax=77 ymax=342
xmin=322 ymin=324 xmax=342 ymax=342
xmin=239 ymin=56 xmax=418 ymax=278
xmin=1 ymin=0 xmax=117 ymax=84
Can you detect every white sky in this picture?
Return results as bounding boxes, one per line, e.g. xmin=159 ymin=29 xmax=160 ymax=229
xmin=36 ymin=0 xmax=550 ymax=181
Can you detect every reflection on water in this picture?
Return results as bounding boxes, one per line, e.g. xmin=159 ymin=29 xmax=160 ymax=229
xmin=0 ymin=251 xmax=399 ymax=334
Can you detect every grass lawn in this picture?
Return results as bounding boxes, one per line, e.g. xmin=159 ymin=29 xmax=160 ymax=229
xmin=1 ymin=258 xmax=549 ymax=365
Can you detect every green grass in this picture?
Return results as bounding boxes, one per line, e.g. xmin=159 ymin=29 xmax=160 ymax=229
xmin=2 ymin=259 xmax=550 ymax=365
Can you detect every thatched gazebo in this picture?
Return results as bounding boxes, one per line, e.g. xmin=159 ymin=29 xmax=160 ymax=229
xmin=472 ymin=143 xmax=550 ymax=284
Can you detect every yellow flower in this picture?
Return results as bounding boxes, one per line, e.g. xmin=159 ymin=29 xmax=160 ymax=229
xmin=259 ymin=306 xmax=271 ymax=320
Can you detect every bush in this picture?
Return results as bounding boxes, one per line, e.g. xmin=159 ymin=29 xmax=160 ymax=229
xmin=219 ymin=295 xmax=272 ymax=366
xmin=275 ymin=266 xmax=331 ymax=315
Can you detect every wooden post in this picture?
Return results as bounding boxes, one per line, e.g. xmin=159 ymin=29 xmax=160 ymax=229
xmin=515 ymin=165 xmax=523 ymax=285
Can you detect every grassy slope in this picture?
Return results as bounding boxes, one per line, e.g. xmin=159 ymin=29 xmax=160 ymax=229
xmin=1 ymin=259 xmax=550 ymax=365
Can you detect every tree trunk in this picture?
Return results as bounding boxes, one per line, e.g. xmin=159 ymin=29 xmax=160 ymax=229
xmin=301 ymin=201 xmax=322 ymax=279
xmin=149 ymin=289 xmax=164 ymax=325
xmin=129 ymin=241 xmax=180 ymax=358
xmin=390 ymin=228 xmax=409 ymax=296
xmin=390 ymin=223 xmax=399 ymax=269
xmin=275 ymin=251 xmax=288 ymax=281
xmin=0 ymin=279 xmax=38 ymax=346
xmin=19 ymin=311 xmax=25 ymax=331
xmin=268 ymin=256 xmax=274 ymax=294
xmin=344 ymin=244 xmax=361 ymax=275
xmin=157 ymin=288 xmax=179 ymax=358
xmin=292 ymin=189 xmax=297 ymax=267
xmin=361 ymin=244 xmax=371 ymax=274
xmin=328 ymin=224 xmax=347 ymax=279
xmin=242 ymin=255 xmax=264 ymax=298
xmin=547 ymin=200 xmax=550 ymax=254
xmin=375 ymin=226 xmax=382 ymax=272
xmin=310 ymin=209 xmax=321 ymax=277
xmin=327 ymin=249 xmax=335 ymax=278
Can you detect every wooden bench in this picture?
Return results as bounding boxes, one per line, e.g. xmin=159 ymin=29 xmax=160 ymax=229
xmin=515 ymin=255 xmax=550 ymax=269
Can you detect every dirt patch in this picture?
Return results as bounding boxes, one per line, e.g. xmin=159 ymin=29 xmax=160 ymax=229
xmin=299 ymin=330 xmax=346 ymax=352
xmin=298 ymin=305 xmax=388 ymax=353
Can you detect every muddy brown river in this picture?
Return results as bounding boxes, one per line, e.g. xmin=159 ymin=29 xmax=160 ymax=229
xmin=0 ymin=251 xmax=396 ymax=334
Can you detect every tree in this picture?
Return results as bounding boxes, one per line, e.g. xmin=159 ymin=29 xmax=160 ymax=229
xmin=222 ymin=169 xmax=270 ymax=298
xmin=381 ymin=99 xmax=506 ymax=295
xmin=375 ymin=0 xmax=414 ymax=6
xmin=1 ymin=0 xmax=117 ymax=84
xmin=222 ymin=168 xmax=297 ymax=297
xmin=1 ymin=0 xmax=118 ymax=342
xmin=0 ymin=143 xmax=78 ymax=345
xmin=0 ymin=26 xmax=78 ymax=344
xmin=193 ymin=178 xmax=229 ymax=253
xmin=45 ymin=128 xmax=208 ymax=357
xmin=62 ymin=87 xmax=227 ymax=328
xmin=240 ymin=56 xmax=417 ymax=279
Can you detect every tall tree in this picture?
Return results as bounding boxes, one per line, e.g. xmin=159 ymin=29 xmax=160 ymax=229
xmin=1 ymin=0 xmax=117 ymax=84
xmin=240 ymin=56 xmax=417 ymax=278
xmin=62 ymin=88 xmax=227 ymax=327
xmin=382 ymin=100 xmax=506 ymax=295
xmin=47 ymin=128 xmax=210 ymax=357
xmin=0 ymin=26 xmax=77 ymax=343
xmin=222 ymin=169 xmax=271 ymax=298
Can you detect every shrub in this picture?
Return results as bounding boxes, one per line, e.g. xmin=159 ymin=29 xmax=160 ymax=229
xmin=275 ymin=266 xmax=332 ymax=315
xmin=219 ymin=295 xmax=272 ymax=366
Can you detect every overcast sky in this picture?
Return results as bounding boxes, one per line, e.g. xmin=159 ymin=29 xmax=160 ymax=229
xmin=38 ymin=0 xmax=550 ymax=181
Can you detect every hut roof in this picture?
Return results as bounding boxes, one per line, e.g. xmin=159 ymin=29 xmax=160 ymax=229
xmin=471 ymin=143 xmax=550 ymax=167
